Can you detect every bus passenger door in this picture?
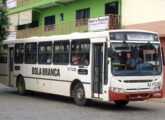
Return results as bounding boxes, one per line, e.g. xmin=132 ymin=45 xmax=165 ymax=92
xmin=92 ymin=40 xmax=106 ymax=99
xmin=9 ymin=48 xmax=14 ymax=87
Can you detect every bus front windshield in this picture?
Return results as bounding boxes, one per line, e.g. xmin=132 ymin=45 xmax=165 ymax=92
xmin=111 ymin=42 xmax=162 ymax=76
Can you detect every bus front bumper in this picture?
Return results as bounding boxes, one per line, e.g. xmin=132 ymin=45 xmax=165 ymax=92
xmin=109 ymin=89 xmax=163 ymax=101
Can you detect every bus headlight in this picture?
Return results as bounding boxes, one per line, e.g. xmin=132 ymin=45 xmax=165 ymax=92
xmin=154 ymin=86 xmax=161 ymax=91
xmin=110 ymin=87 xmax=125 ymax=93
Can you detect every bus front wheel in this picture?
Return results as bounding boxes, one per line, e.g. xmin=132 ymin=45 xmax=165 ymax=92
xmin=114 ymin=100 xmax=129 ymax=106
xmin=17 ymin=77 xmax=26 ymax=95
xmin=73 ymin=83 xmax=87 ymax=106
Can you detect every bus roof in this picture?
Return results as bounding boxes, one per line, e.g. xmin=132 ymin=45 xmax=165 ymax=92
xmin=3 ymin=29 xmax=158 ymax=44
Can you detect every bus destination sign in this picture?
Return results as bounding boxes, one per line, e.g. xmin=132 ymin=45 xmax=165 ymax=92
xmin=110 ymin=32 xmax=158 ymax=41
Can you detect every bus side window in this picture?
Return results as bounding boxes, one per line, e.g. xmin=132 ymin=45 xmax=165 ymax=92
xmin=38 ymin=42 xmax=52 ymax=64
xmin=25 ymin=43 xmax=37 ymax=64
xmin=53 ymin=40 xmax=69 ymax=65
xmin=71 ymin=39 xmax=90 ymax=65
xmin=0 ymin=45 xmax=8 ymax=64
xmin=15 ymin=43 xmax=24 ymax=64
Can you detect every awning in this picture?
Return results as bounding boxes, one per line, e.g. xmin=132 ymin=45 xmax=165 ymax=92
xmin=9 ymin=13 xmax=19 ymax=26
xmin=9 ymin=9 xmax=32 ymax=26
xmin=19 ymin=9 xmax=32 ymax=25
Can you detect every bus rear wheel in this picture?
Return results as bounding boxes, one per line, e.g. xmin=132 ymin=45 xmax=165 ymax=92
xmin=17 ymin=77 xmax=26 ymax=95
xmin=73 ymin=83 xmax=87 ymax=106
xmin=114 ymin=100 xmax=129 ymax=106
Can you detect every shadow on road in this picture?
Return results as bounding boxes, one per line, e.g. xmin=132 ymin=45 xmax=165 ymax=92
xmin=0 ymin=88 xmax=153 ymax=112
xmin=0 ymin=84 xmax=153 ymax=112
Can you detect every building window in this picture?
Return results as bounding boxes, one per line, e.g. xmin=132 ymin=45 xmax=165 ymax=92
xmin=29 ymin=21 xmax=39 ymax=28
xmin=44 ymin=15 xmax=55 ymax=31
xmin=59 ymin=13 xmax=63 ymax=22
xmin=25 ymin=43 xmax=37 ymax=64
xmin=76 ymin=8 xmax=90 ymax=26
xmin=71 ymin=39 xmax=90 ymax=65
xmin=53 ymin=40 xmax=69 ymax=65
xmin=0 ymin=45 xmax=8 ymax=63
xmin=15 ymin=44 xmax=24 ymax=64
xmin=17 ymin=25 xmax=25 ymax=30
xmin=105 ymin=1 xmax=118 ymax=15
xmin=38 ymin=42 xmax=52 ymax=64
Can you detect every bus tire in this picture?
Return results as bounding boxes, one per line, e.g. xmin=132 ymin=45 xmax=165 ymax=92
xmin=17 ymin=77 xmax=26 ymax=95
xmin=73 ymin=83 xmax=87 ymax=106
xmin=114 ymin=100 xmax=129 ymax=106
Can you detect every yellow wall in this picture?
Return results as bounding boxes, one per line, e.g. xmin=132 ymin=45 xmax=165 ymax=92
xmin=122 ymin=0 xmax=165 ymax=26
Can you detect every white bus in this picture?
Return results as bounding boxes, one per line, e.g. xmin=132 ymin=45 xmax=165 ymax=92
xmin=0 ymin=30 xmax=163 ymax=106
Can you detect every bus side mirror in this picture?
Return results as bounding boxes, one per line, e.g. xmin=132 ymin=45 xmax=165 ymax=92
xmin=107 ymin=47 xmax=113 ymax=58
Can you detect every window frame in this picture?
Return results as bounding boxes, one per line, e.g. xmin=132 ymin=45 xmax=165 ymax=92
xmin=0 ymin=45 xmax=8 ymax=64
xmin=59 ymin=13 xmax=64 ymax=22
xmin=29 ymin=21 xmax=39 ymax=28
xmin=25 ymin=42 xmax=37 ymax=64
xmin=76 ymin=8 xmax=90 ymax=20
xmin=44 ymin=15 xmax=55 ymax=26
xmin=38 ymin=41 xmax=52 ymax=65
xmin=14 ymin=43 xmax=24 ymax=64
xmin=53 ymin=40 xmax=70 ymax=65
xmin=71 ymin=39 xmax=90 ymax=66
xmin=76 ymin=8 xmax=90 ymax=26
xmin=17 ymin=25 xmax=25 ymax=30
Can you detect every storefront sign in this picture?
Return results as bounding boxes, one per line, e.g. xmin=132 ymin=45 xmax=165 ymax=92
xmin=7 ymin=0 xmax=17 ymax=9
xmin=7 ymin=31 xmax=16 ymax=40
xmin=88 ymin=16 xmax=109 ymax=31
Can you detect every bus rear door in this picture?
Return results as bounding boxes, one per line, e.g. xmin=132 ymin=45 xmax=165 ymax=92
xmin=9 ymin=47 xmax=14 ymax=87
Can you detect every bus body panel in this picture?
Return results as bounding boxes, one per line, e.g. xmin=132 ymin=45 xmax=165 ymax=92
xmin=0 ymin=30 xmax=163 ymax=104
xmin=13 ymin=62 xmax=92 ymax=98
xmin=0 ymin=64 xmax=9 ymax=86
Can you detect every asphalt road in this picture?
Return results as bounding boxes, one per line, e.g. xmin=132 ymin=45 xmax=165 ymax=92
xmin=0 ymin=83 xmax=165 ymax=120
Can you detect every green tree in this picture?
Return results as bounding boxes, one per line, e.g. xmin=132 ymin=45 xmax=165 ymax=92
xmin=0 ymin=0 xmax=10 ymax=41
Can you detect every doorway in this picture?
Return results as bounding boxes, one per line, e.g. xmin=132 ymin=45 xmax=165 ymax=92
xmin=93 ymin=43 xmax=103 ymax=98
xmin=9 ymin=48 xmax=14 ymax=87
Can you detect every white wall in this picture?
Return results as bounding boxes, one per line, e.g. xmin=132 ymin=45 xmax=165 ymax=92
xmin=122 ymin=0 xmax=165 ymax=26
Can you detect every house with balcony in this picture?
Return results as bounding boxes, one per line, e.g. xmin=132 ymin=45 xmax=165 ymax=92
xmin=8 ymin=0 xmax=165 ymax=39
xmin=8 ymin=0 xmax=121 ymax=39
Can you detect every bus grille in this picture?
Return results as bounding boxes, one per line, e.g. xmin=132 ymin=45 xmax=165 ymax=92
xmin=124 ymin=80 xmax=152 ymax=83
xmin=129 ymin=93 xmax=149 ymax=98
xmin=126 ymin=88 xmax=150 ymax=91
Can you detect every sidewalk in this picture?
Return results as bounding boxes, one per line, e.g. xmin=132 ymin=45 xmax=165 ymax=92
xmin=0 ymin=83 xmax=16 ymax=92
xmin=148 ymin=98 xmax=165 ymax=103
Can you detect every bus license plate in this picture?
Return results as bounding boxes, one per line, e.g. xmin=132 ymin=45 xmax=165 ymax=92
xmin=147 ymin=82 xmax=161 ymax=87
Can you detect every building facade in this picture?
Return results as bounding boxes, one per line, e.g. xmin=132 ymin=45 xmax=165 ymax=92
xmin=8 ymin=0 xmax=121 ymax=38
xmin=7 ymin=0 xmax=165 ymax=97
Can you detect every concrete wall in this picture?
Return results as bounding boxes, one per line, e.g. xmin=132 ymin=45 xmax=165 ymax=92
xmin=122 ymin=0 xmax=165 ymax=26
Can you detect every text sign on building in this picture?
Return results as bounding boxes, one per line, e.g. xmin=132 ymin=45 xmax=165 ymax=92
xmin=88 ymin=16 xmax=109 ymax=31
xmin=7 ymin=32 xmax=16 ymax=40
xmin=7 ymin=0 xmax=17 ymax=9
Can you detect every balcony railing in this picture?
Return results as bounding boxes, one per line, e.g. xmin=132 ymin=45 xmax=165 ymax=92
xmin=16 ymin=14 xmax=119 ymax=39
xmin=17 ymin=0 xmax=41 ymax=7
